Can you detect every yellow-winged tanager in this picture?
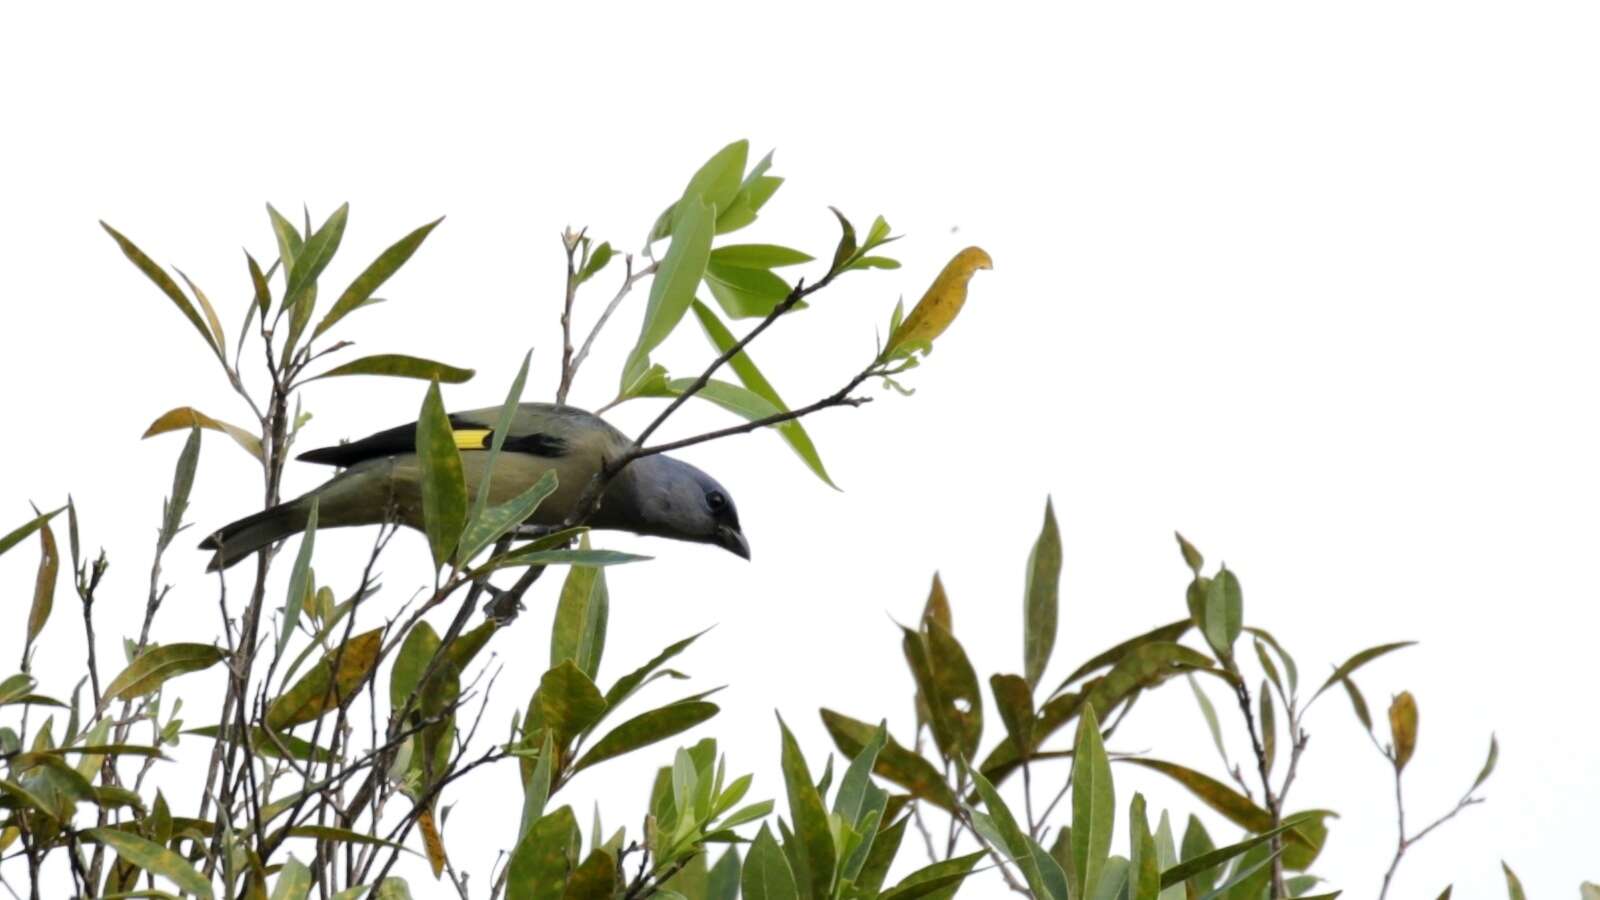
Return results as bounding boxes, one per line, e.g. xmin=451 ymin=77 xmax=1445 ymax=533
xmin=200 ymin=402 xmax=748 ymax=570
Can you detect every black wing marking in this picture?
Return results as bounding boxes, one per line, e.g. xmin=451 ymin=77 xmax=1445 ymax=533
xmin=297 ymin=415 xmax=568 ymax=467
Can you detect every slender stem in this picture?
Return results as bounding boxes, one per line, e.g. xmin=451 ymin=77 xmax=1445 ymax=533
xmin=567 ymin=256 xmax=657 ymax=393
xmin=555 ymin=230 xmax=584 ymax=406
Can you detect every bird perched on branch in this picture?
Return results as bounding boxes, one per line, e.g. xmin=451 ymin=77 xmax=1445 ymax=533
xmin=200 ymin=403 xmax=748 ymax=570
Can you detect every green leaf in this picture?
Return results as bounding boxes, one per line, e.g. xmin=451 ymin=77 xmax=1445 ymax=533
xmin=683 ymin=140 xmax=749 ymax=218
xmin=269 ymin=855 xmax=312 ymax=900
xmin=1246 ymin=627 xmax=1299 ymax=696
xmin=704 ymin=260 xmax=793 ymax=319
xmin=1179 ymin=815 xmax=1219 ymax=894
xmin=157 ymin=425 xmax=202 ymax=553
xmin=282 ymin=203 xmax=349 ymax=314
xmin=990 ymin=673 xmax=1036 ymax=753
xmin=1117 ymin=758 xmax=1274 ymax=832
xmin=506 ymin=805 xmax=578 ymax=900
xmin=184 ymin=725 xmax=334 ymax=764
xmin=267 ymin=629 xmax=382 ymax=730
xmin=1072 ymin=705 xmax=1115 ymax=900
xmin=464 ymin=349 xmax=531 ymax=543
xmin=268 ymin=204 xmax=303 ymax=271
xmin=1342 ymin=676 xmax=1374 ymax=732
xmin=1310 ymin=641 xmax=1416 ymax=704
xmin=389 ymin=622 xmax=441 ymax=713
xmin=457 ymin=470 xmax=558 ymax=565
xmin=601 ymin=630 xmax=707 ymax=713
xmin=821 ymin=710 xmax=958 ymax=811
xmin=561 ymin=849 xmax=617 ymax=899
xmin=0 ymin=507 xmax=64 ymax=561
xmin=832 ymin=721 xmax=887 ymax=823
xmin=100 ymin=222 xmax=219 ymax=358
xmin=535 ymin=661 xmax=608 ymax=751
xmin=1186 ymin=674 xmax=1230 ymax=770
xmin=549 ymin=534 xmax=610 ymax=680
xmin=86 ymin=827 xmax=213 ymax=898
xmin=968 ymin=766 xmax=1057 ymax=900
xmin=878 ymin=851 xmax=985 ymax=900
xmin=416 ymin=380 xmax=468 ymax=569
xmin=1052 ymin=620 xmax=1193 ymax=696
xmin=104 ymin=643 xmax=225 ymax=704
xmin=777 ymin=715 xmax=835 ymax=900
xmin=1472 ymin=734 xmax=1499 ymax=791
xmin=1025 ymin=497 xmax=1062 ymax=688
xmin=1175 ymin=532 xmax=1204 ymax=574
xmin=690 ymin=300 xmax=833 ymax=486
xmin=576 ymin=242 xmax=614 ymax=286
xmin=312 ymin=354 xmax=475 ymax=383
xmin=1260 ymin=682 xmax=1277 ymax=775
xmin=1502 ymin=861 xmax=1526 ymax=900
xmin=1202 ymin=568 xmax=1243 ymax=661
xmin=277 ymin=500 xmax=318 ymax=659
xmin=519 ymin=733 xmax=554 ymax=839
xmin=314 ymin=217 xmax=442 ymax=338
xmin=474 ymin=546 xmax=648 ymax=576
xmin=706 ymin=848 xmax=740 ymax=900
xmin=26 ymin=517 xmax=58 ymax=649
xmin=1280 ymin=810 xmax=1335 ymax=871
xmin=902 ymin=623 xmax=982 ymax=762
xmin=573 ymin=701 xmax=718 ymax=772
xmin=1196 ymin=845 xmax=1280 ymax=900
xmin=1127 ymin=794 xmax=1160 ymax=900
xmin=711 ymin=244 xmax=813 ymax=269
xmin=741 ymin=824 xmax=798 ymax=900
xmin=1159 ymin=820 xmax=1301 ymax=889
xmin=1154 ymin=812 xmax=1184 ymax=900
xmin=828 ymin=207 xmax=857 ymax=274
xmin=622 ymin=197 xmax=715 ymax=391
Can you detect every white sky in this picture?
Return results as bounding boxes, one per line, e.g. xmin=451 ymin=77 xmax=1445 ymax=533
xmin=2 ymin=2 xmax=1597 ymax=897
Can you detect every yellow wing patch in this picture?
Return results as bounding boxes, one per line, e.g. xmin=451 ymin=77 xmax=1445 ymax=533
xmin=452 ymin=429 xmax=492 ymax=450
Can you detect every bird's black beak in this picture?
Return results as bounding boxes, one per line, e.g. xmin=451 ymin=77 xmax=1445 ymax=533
xmin=715 ymin=525 xmax=751 ymax=560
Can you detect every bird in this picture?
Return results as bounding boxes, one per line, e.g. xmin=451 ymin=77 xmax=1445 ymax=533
xmin=199 ymin=402 xmax=748 ymax=571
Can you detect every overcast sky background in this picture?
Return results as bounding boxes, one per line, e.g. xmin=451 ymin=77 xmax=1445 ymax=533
xmin=3 ymin=3 xmax=1597 ymax=897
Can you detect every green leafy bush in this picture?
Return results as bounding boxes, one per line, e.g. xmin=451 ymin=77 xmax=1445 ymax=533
xmin=0 ymin=142 xmax=1545 ymax=899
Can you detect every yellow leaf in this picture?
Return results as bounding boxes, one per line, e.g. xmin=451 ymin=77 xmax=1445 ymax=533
xmin=1388 ymin=691 xmax=1418 ymax=772
xmin=887 ymin=246 xmax=992 ymax=357
xmin=267 ymin=630 xmax=383 ymax=730
xmin=418 ymin=807 xmax=448 ymax=878
xmin=144 ymin=406 xmax=263 ymax=462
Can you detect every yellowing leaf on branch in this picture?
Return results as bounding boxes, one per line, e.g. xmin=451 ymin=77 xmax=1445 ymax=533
xmin=885 ymin=246 xmax=992 ymax=359
xmin=144 ymin=406 xmax=263 ymax=462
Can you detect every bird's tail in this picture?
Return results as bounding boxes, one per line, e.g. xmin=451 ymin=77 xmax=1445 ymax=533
xmin=200 ymin=499 xmax=311 ymax=571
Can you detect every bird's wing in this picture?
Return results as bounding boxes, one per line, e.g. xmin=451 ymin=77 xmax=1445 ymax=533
xmin=297 ymin=410 xmax=569 ymax=468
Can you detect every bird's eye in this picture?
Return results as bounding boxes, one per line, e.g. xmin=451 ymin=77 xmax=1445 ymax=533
xmin=707 ymin=490 xmax=727 ymax=511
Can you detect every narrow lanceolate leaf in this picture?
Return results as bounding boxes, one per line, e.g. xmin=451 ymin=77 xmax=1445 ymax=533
xmin=1053 ymin=620 xmax=1193 ymax=695
xmin=457 ymin=470 xmax=557 ymax=564
xmin=903 ymin=623 xmax=983 ymax=762
xmin=621 ymin=197 xmax=715 ymax=392
xmin=1310 ymin=641 xmax=1417 ymax=704
xmin=26 ymin=519 xmax=59 ymax=649
xmin=267 ymin=630 xmax=383 ymax=730
xmin=711 ymin=244 xmax=813 ymax=269
xmin=104 ymin=643 xmax=226 ymax=704
xmin=1472 ymin=734 xmax=1499 ymax=791
xmin=742 ymin=824 xmax=799 ymax=900
xmin=1127 ymin=795 xmax=1159 ymax=900
xmin=465 ymin=349 xmax=530 ymax=544
xmin=832 ymin=721 xmax=887 ymax=823
xmin=1501 ymin=862 xmax=1526 ymax=900
xmin=1072 ymin=705 xmax=1115 ymax=900
xmin=416 ymin=380 xmax=467 ymax=569
xmin=1117 ymin=758 xmax=1274 ymax=833
xmin=100 ymin=222 xmax=220 ymax=359
xmin=1187 ymin=674 xmax=1230 ymax=770
xmin=690 ymin=300 xmax=836 ymax=487
xmin=314 ymin=217 xmax=443 ymax=338
xmin=311 ymin=354 xmax=475 ymax=384
xmin=268 ymin=204 xmax=304 ymax=272
xmin=283 ymin=202 xmax=349 ymax=312
xmin=277 ymin=500 xmax=318 ymax=659
xmin=820 ymin=709 xmax=958 ymax=811
xmin=1388 ymin=691 xmax=1418 ymax=772
xmin=1158 ymin=820 xmax=1301 ymax=889
xmin=158 ymin=425 xmax=202 ymax=553
xmin=878 ymin=851 xmax=986 ymax=900
xmin=968 ymin=766 xmax=1056 ymax=899
xmin=143 ymin=406 xmax=263 ymax=461
xmin=572 ymin=701 xmax=718 ymax=771
xmin=86 ymin=826 xmax=213 ymax=897
xmin=550 ymin=534 xmax=609 ymax=680
xmin=0 ymin=507 xmax=64 ymax=562
xmin=175 ymin=268 xmax=227 ymax=356
xmin=777 ymin=715 xmax=836 ymax=899
xmin=1024 ymin=497 xmax=1063 ymax=688
xmin=884 ymin=246 xmax=993 ymax=359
